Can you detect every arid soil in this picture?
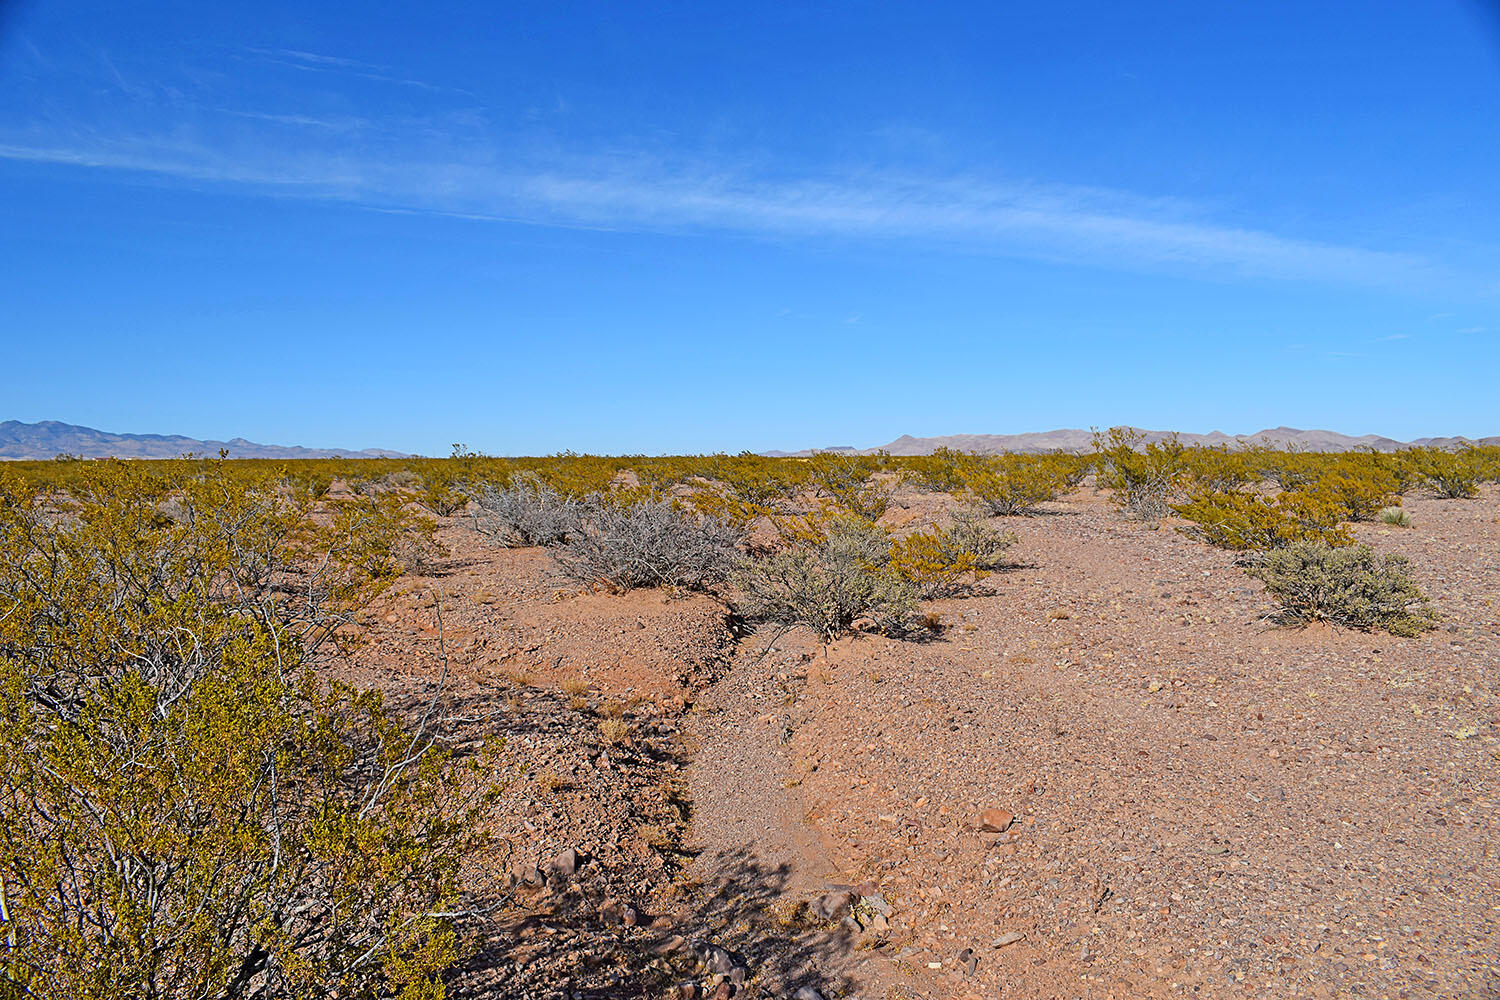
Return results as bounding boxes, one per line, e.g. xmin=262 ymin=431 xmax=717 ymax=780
xmin=342 ymin=486 xmax=1499 ymax=999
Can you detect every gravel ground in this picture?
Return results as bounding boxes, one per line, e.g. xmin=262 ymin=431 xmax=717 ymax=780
xmin=333 ymin=484 xmax=1499 ymax=999
xmin=740 ymin=485 xmax=1500 ymax=999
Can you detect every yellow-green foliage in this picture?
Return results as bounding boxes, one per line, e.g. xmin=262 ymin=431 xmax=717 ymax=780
xmin=682 ymin=483 xmax=777 ymax=529
xmin=1092 ymin=428 xmax=1187 ymax=519
xmin=1172 ymin=488 xmax=1352 ymax=551
xmin=953 ymin=453 xmax=1070 ymax=515
xmin=1302 ymin=457 xmax=1401 ymax=521
xmin=1179 ymin=444 xmax=1269 ymax=493
xmin=805 ymin=452 xmax=891 ymax=520
xmin=900 ymin=447 xmax=970 ymax=494
xmin=888 ymin=511 xmax=1015 ymax=597
xmin=1409 ymin=447 xmax=1487 ymax=498
xmin=0 ymin=460 xmax=489 ymax=999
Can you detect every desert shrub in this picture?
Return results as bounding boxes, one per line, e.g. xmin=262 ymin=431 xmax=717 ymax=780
xmin=1042 ymin=451 xmax=1093 ymax=488
xmin=1303 ymin=458 xmax=1400 ymax=521
xmin=735 ymin=514 xmax=924 ymax=639
xmin=1250 ymin=541 xmax=1437 ymax=635
xmin=1379 ymin=506 xmax=1413 ymax=527
xmin=327 ymin=488 xmax=442 ymax=581
xmin=805 ymin=452 xmax=890 ymax=520
xmin=954 ymin=453 xmax=1068 ymax=515
xmin=1411 ymin=448 xmax=1484 ymax=498
xmin=420 ymin=479 xmax=470 ymax=516
xmin=0 ymin=461 xmax=490 ymax=1000
xmin=676 ymin=452 xmax=808 ymax=506
xmin=1172 ymin=488 xmax=1351 ymax=551
xmin=1092 ymin=428 xmax=1186 ymax=523
xmin=681 ymin=482 xmax=777 ymax=530
xmin=555 ymin=497 xmax=741 ymax=591
xmin=900 ymin=447 xmax=969 ymax=494
xmin=888 ymin=509 xmax=1016 ymax=597
xmin=1260 ymin=450 xmax=1323 ymax=492
xmin=1472 ymin=445 xmax=1500 ymax=483
xmin=470 ymin=473 xmax=579 ymax=547
xmin=1178 ymin=445 xmax=1263 ymax=494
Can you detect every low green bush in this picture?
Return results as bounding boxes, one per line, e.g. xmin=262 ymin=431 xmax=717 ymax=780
xmin=1250 ymin=541 xmax=1437 ymax=636
xmin=735 ymin=514 xmax=924 ymax=639
xmin=888 ymin=509 xmax=1016 ymax=597
xmin=1172 ymin=488 xmax=1351 ymax=551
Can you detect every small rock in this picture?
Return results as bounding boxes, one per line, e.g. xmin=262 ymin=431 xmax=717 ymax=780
xmin=711 ymin=983 xmax=732 ymax=1000
xmin=550 ymin=848 xmax=579 ymax=877
xmin=980 ymin=808 xmax=1014 ymax=833
xmin=813 ymin=889 xmax=855 ymax=922
xmin=792 ymin=988 xmax=825 ymax=1000
xmin=672 ymin=985 xmax=696 ymax=1000
xmin=992 ymin=931 xmax=1025 ymax=948
xmin=623 ymin=905 xmax=640 ymax=926
xmin=704 ymin=945 xmax=735 ymax=975
xmin=521 ymin=866 xmax=545 ymax=887
xmin=652 ymin=934 xmax=688 ymax=957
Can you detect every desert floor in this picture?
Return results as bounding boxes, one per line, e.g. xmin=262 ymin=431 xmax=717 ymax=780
xmin=345 ymin=484 xmax=1499 ymax=1000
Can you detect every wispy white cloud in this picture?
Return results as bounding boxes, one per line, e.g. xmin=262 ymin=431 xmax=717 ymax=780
xmin=239 ymin=46 xmax=479 ymax=98
xmin=0 ymin=54 xmax=1461 ymax=290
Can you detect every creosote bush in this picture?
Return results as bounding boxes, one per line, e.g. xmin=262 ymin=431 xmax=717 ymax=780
xmin=1092 ymin=428 xmax=1185 ymax=524
xmin=555 ymin=496 xmax=742 ymax=592
xmin=1250 ymin=540 xmax=1437 ymax=636
xmin=888 ymin=509 xmax=1016 ymax=597
xmin=954 ymin=453 xmax=1069 ymax=516
xmin=805 ymin=452 xmax=891 ymax=521
xmin=0 ymin=461 xmax=492 ymax=1000
xmin=1414 ymin=449 xmax=1485 ymax=498
xmin=1172 ymin=488 xmax=1351 ymax=551
xmin=735 ymin=513 xmax=925 ymax=640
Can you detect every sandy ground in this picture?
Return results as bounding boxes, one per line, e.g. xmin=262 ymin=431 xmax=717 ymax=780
xmin=343 ymin=485 xmax=1499 ymax=999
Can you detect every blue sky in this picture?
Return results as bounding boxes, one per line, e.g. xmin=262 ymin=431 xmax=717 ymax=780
xmin=1 ymin=1 xmax=1497 ymax=454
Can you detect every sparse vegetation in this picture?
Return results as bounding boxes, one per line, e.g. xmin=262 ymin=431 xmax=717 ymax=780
xmin=0 ymin=437 xmax=1481 ymax=993
xmin=1379 ymin=505 xmax=1413 ymax=527
xmin=888 ymin=509 xmax=1016 ymax=597
xmin=0 ymin=460 xmax=491 ymax=1000
xmin=471 ymin=472 xmax=579 ymax=547
xmin=555 ymin=496 xmax=742 ymax=591
xmin=1250 ymin=540 xmax=1437 ymax=635
xmin=735 ymin=513 xmax=926 ymax=639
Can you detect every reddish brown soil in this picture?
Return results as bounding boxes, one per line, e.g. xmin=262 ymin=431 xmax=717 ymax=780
xmin=341 ymin=486 xmax=1500 ymax=999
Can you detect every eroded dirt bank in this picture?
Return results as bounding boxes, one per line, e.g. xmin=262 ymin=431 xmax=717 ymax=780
xmin=347 ymin=487 xmax=1499 ymax=998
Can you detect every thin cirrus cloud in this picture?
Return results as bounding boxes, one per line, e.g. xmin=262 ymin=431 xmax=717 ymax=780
xmin=0 ymin=76 xmax=1450 ymax=290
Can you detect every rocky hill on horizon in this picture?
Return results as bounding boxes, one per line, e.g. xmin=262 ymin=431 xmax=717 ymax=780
xmin=0 ymin=420 xmax=409 ymax=461
xmin=763 ymin=426 xmax=1500 ymax=457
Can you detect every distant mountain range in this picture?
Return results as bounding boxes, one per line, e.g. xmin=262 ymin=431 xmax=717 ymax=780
xmin=0 ymin=421 xmax=409 ymax=460
xmin=763 ymin=426 xmax=1500 ymax=457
